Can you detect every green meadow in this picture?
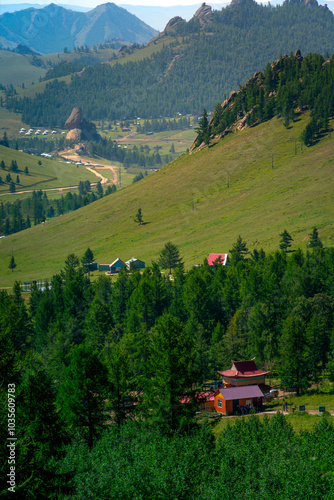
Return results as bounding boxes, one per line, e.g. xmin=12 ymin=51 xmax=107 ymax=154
xmin=212 ymin=411 xmax=334 ymax=436
xmin=0 ymin=113 xmax=333 ymax=287
xmin=0 ymin=50 xmax=47 ymax=87
xmin=0 ymin=146 xmax=99 ymax=195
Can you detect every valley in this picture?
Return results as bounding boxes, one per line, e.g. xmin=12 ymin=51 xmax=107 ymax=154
xmin=0 ymin=112 xmax=333 ymax=287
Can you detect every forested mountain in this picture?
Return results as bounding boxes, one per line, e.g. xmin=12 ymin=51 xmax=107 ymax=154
xmin=0 ymin=3 xmax=158 ymax=54
xmin=194 ymin=51 xmax=334 ymax=148
xmin=6 ymin=0 xmax=334 ymax=126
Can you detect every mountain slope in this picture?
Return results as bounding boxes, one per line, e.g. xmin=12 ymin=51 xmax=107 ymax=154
xmin=10 ymin=0 xmax=334 ymax=125
xmin=0 ymin=111 xmax=333 ymax=287
xmin=0 ymin=3 xmax=158 ymax=54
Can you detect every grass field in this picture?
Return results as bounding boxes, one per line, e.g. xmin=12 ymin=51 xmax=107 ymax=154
xmin=0 ymin=50 xmax=47 ymax=87
xmin=0 ymin=146 xmax=101 ymax=195
xmin=0 ymin=113 xmax=333 ymax=287
xmin=211 ymin=411 xmax=334 ymax=437
xmin=0 ymin=106 xmax=30 ymax=137
xmin=99 ymin=124 xmax=196 ymax=166
xmin=268 ymin=390 xmax=334 ymax=412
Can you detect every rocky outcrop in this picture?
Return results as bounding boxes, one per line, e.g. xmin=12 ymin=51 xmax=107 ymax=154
xmin=192 ymin=3 xmax=213 ymax=25
xmin=191 ymin=50 xmax=304 ymax=152
xmin=229 ymin=0 xmax=256 ymax=8
xmin=66 ymin=129 xmax=82 ymax=143
xmin=164 ymin=16 xmax=184 ymax=32
xmin=285 ymin=0 xmax=319 ymax=6
xmin=65 ymin=107 xmax=82 ymax=130
xmin=65 ymin=107 xmax=100 ymax=142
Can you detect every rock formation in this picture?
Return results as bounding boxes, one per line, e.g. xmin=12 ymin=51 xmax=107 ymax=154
xmin=229 ymin=0 xmax=256 ymax=8
xmin=286 ymin=0 xmax=319 ymax=6
xmin=65 ymin=107 xmax=100 ymax=142
xmin=192 ymin=3 xmax=213 ymax=25
xmin=164 ymin=16 xmax=184 ymax=32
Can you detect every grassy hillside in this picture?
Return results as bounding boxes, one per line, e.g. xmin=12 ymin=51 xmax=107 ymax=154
xmin=0 ymin=146 xmax=99 ymax=194
xmin=0 ymin=45 xmax=121 ymax=91
xmin=0 ymin=112 xmax=333 ymax=287
xmin=0 ymin=106 xmax=30 ymax=137
xmin=0 ymin=50 xmax=47 ymax=87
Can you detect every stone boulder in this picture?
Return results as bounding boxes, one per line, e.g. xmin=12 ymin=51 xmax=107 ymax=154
xmin=65 ymin=107 xmax=100 ymax=142
xmin=66 ymin=129 xmax=82 ymax=142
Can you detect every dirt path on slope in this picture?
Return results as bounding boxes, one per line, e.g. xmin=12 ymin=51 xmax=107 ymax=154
xmin=0 ymin=158 xmax=118 ymax=197
xmin=63 ymin=154 xmax=118 ymax=185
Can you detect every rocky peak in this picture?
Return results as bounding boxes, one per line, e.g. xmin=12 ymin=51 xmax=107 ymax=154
xmin=192 ymin=3 xmax=213 ymax=25
xmin=229 ymin=0 xmax=256 ymax=8
xmin=164 ymin=16 xmax=184 ymax=32
xmin=304 ymin=0 xmax=319 ymax=6
xmin=284 ymin=0 xmax=319 ymax=6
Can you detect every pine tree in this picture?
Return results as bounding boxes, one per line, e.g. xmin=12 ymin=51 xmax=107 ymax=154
xmin=158 ymin=241 xmax=182 ymax=274
xmin=57 ymin=344 xmax=108 ymax=448
xmin=279 ymin=229 xmax=293 ymax=252
xmin=0 ymin=131 xmax=9 ymax=147
xmin=195 ymin=108 xmax=209 ymax=146
xmin=106 ymin=342 xmax=132 ymax=426
xmin=229 ymin=235 xmax=249 ymax=263
xmin=134 ymin=207 xmax=143 ymax=225
xmin=308 ymin=227 xmax=323 ymax=248
xmin=141 ymin=313 xmax=198 ymax=435
xmin=279 ymin=314 xmax=310 ymax=394
xmin=16 ymin=359 xmax=68 ymax=497
xmin=81 ymin=247 xmax=94 ymax=275
xmin=9 ymin=254 xmax=16 ymax=272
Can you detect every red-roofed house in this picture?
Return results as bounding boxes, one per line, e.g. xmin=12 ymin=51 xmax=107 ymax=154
xmin=214 ymin=385 xmax=264 ymax=415
xmin=217 ymin=358 xmax=269 ymax=388
xmin=208 ymin=253 xmax=229 ymax=266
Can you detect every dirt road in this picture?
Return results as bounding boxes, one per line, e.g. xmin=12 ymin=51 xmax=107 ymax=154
xmin=0 ymin=160 xmax=118 ymax=197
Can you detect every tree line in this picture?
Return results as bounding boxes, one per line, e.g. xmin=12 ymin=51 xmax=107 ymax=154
xmin=87 ymin=137 xmax=172 ymax=168
xmin=0 ymin=182 xmax=117 ymax=236
xmin=136 ymin=116 xmax=192 ymax=134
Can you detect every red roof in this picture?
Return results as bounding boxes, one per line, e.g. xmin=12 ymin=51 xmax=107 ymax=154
xmin=218 ymin=385 xmax=264 ymax=401
xmin=218 ymin=359 xmax=269 ymax=378
xmin=208 ymin=253 xmax=228 ymax=266
xmin=180 ymin=391 xmax=215 ymax=404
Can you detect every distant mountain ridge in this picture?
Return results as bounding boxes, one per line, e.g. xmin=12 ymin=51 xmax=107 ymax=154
xmin=0 ymin=1 xmax=334 ymax=31
xmin=10 ymin=0 xmax=334 ymax=125
xmin=0 ymin=2 xmax=158 ymax=53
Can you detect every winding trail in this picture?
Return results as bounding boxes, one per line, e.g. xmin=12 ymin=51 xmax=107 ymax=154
xmin=0 ymin=162 xmax=118 ymax=197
